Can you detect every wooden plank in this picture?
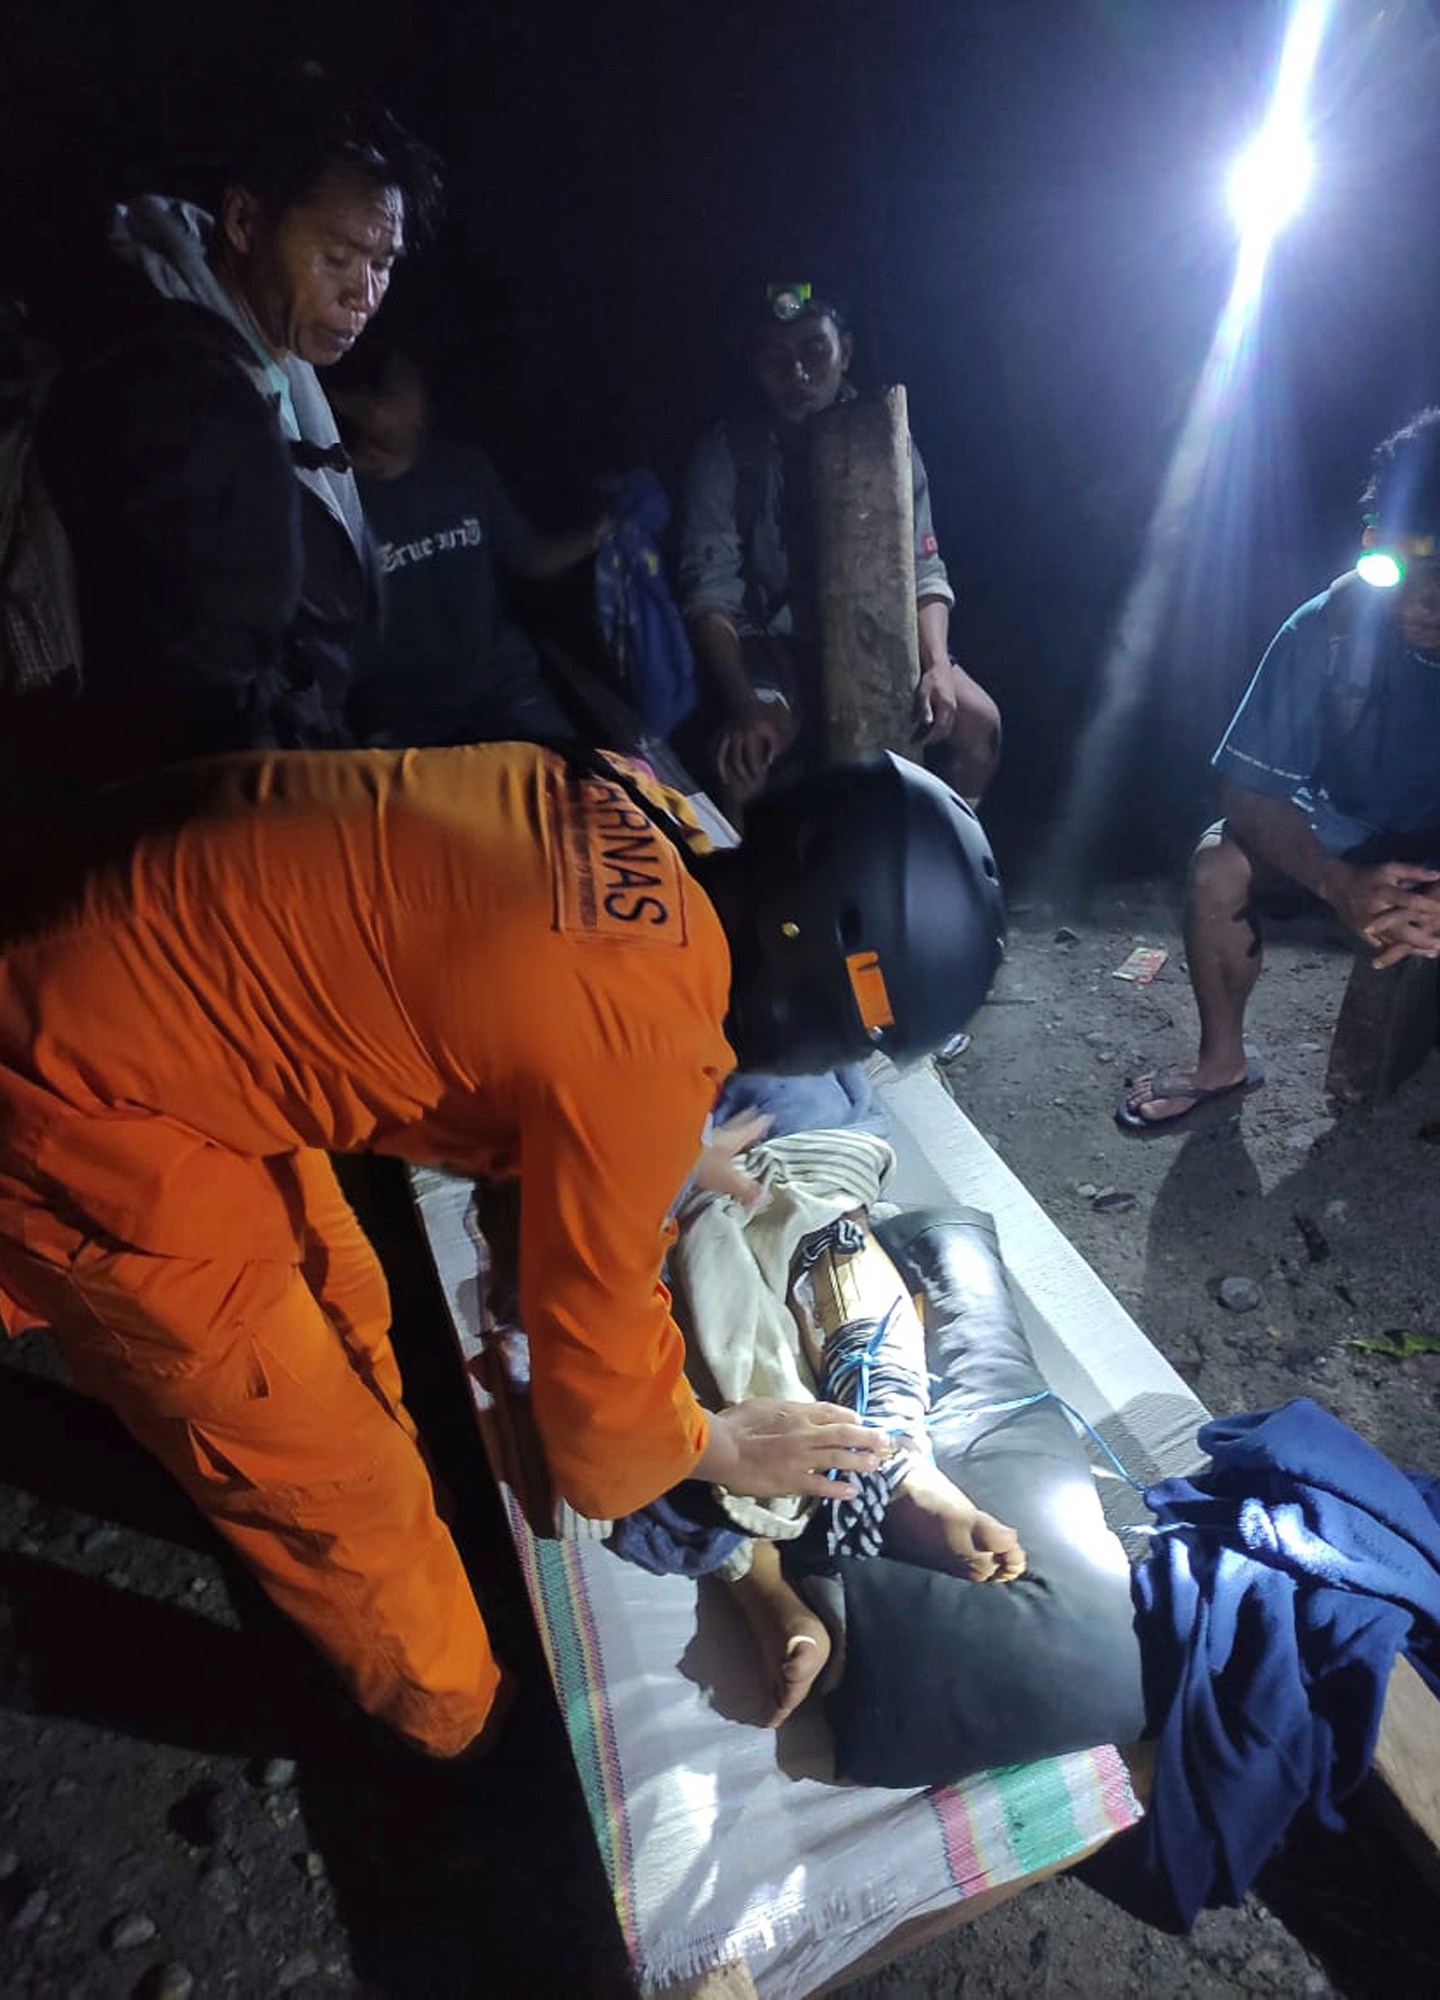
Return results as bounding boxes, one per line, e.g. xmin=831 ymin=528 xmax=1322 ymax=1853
xmin=811 ymin=386 xmax=921 ymax=761
xmin=1368 ymin=1654 xmax=1440 ymax=1890
xmin=1324 ymin=951 xmax=1438 ymax=1107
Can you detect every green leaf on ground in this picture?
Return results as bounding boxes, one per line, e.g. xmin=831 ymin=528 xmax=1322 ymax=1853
xmin=1344 ymin=1328 xmax=1440 ymax=1359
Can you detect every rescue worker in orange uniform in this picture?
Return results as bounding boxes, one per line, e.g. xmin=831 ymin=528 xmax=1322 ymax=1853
xmin=0 ymin=741 xmax=1003 ymax=1756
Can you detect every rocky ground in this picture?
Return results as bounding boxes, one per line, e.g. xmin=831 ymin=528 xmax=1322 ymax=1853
xmin=3 ymin=888 xmax=1440 ymax=1998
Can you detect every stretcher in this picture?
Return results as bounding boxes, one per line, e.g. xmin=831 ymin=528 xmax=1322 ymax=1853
xmin=409 ymin=1058 xmax=1223 ymax=1995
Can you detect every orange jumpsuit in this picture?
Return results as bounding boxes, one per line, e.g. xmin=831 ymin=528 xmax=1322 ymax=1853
xmin=0 ymin=744 xmax=732 ymax=1754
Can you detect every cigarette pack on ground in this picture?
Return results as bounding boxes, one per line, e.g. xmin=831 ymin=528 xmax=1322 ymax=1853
xmin=1112 ymin=946 xmax=1168 ymax=984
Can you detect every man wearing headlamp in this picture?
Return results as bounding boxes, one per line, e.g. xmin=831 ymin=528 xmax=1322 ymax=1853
xmin=1120 ymin=408 xmax=1440 ymax=1131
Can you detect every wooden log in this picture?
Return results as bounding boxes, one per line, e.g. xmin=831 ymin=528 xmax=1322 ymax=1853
xmin=811 ymin=386 xmax=921 ymax=761
xmin=1324 ymin=950 xmax=1439 ymax=1107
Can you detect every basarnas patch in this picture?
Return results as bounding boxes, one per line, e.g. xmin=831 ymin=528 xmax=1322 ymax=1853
xmin=549 ymin=768 xmax=690 ymax=945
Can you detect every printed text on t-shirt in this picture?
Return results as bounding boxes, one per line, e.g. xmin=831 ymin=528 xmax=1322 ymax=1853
xmin=377 ymin=516 xmax=483 ymax=574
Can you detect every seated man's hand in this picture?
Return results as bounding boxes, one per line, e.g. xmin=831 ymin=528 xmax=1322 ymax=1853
xmin=911 ymin=661 xmax=1001 ymax=801
xmin=690 ymin=1110 xmax=773 ymax=1207
xmin=1321 ymin=859 xmax=1440 ymax=962
xmin=714 ymin=698 xmax=797 ymax=804
xmin=693 ymin=1398 xmax=885 ymax=1501
xmin=1359 ymin=876 xmax=1440 ymax=969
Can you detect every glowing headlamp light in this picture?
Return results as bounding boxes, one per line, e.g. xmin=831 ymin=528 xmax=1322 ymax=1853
xmin=1357 ymin=550 xmax=1404 ymax=589
xmin=1357 ymin=532 xmax=1439 ymax=590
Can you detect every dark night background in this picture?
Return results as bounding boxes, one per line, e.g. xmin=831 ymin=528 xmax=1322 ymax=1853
xmin=6 ymin=0 xmax=1440 ymax=883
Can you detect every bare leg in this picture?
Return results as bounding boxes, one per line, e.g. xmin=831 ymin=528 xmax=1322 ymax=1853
xmin=883 ymin=1455 xmax=1027 ymax=1583
xmin=1124 ymin=826 xmax=1263 ymax=1125
xmin=726 ymin=1539 xmax=833 ymax=1726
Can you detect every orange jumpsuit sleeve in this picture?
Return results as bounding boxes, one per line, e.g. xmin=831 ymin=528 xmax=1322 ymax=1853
xmin=515 ymin=1064 xmax=715 ymax=1521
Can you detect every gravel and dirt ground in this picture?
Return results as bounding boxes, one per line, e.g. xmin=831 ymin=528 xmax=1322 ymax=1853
xmin=3 ymin=887 xmax=1440 ymax=1999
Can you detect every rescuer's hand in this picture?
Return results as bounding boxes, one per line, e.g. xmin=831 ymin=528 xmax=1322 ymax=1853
xmin=690 ymin=1110 xmax=773 ymax=1207
xmin=694 ymin=1398 xmax=885 ymax=1501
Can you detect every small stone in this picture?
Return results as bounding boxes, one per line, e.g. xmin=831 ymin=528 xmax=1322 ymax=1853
xmin=1076 ymin=1183 xmax=1098 ymax=1200
xmin=256 ymin=1756 xmax=297 ymax=1791
xmin=107 ymin=1912 xmax=159 ymax=1952
xmin=302 ymin=1851 xmax=326 ymax=1883
xmin=139 ymin=1965 xmax=196 ymax=2000
xmin=79 ymin=1525 xmax=123 ymax=1556
xmin=981 ymin=1132 xmax=1001 ymax=1150
xmin=11 ymin=1887 xmax=49 ymax=1931
xmin=1093 ymin=1048 xmax=1115 ymax=1064
xmin=1083 ymin=1030 xmax=1110 ymax=1047
xmin=277 ymin=1950 xmax=321 ymax=1989
xmin=0 ymin=1848 xmax=18 ymax=1881
xmin=187 ymin=1577 xmax=209 ymax=1596
xmin=1052 ymin=926 xmax=1080 ymax=945
xmin=199 ymin=1858 xmax=242 ymax=1914
xmin=1297 ymin=1041 xmax=1323 ymax=1055
xmin=1218 ymin=1276 xmax=1263 ymax=1313
xmin=1284 ymin=1130 xmax=1316 ymax=1153
xmin=1323 ymin=1198 xmax=1347 ymax=1224
xmin=1092 ymin=1190 xmax=1138 ymax=1214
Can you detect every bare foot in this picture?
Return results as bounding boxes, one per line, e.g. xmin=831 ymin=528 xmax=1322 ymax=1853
xmin=726 ymin=1539 xmax=833 ymax=1726
xmin=884 ymin=1457 xmax=1027 ymax=1583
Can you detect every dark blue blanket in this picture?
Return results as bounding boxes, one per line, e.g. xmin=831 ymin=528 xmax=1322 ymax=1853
xmin=1134 ymin=1398 xmax=1440 ymax=1929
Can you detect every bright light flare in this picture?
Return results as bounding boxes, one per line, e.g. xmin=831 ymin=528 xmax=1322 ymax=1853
xmin=1227 ymin=123 xmax=1313 ymax=241
xmin=1226 ymin=0 xmax=1331 ymax=278
xmin=1356 ymin=551 xmax=1403 ymax=589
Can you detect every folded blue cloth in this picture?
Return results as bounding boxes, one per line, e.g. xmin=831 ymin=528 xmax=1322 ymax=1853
xmin=605 ymin=1485 xmax=747 ymax=1579
xmin=1134 ymin=1398 xmax=1440 ymax=1929
xmin=714 ymin=1064 xmax=888 ymax=1140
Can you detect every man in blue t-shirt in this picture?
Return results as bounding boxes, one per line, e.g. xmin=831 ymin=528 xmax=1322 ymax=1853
xmin=1120 ymin=409 xmax=1440 ymax=1130
xmin=327 ymin=341 xmax=611 ymax=747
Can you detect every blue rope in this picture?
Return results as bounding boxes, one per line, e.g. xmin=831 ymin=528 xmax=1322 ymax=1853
xmin=922 ymin=1383 xmax=1191 ymax=1540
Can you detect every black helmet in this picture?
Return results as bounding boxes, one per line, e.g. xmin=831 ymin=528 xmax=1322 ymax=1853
xmin=717 ymin=754 xmax=1005 ymax=1074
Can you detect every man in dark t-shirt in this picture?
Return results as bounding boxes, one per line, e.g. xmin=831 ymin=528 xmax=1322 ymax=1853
xmin=328 ymin=343 xmax=610 ymax=746
xmin=1118 ymin=409 xmax=1440 ymax=1130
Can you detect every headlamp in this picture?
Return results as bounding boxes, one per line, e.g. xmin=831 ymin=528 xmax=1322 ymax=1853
xmin=766 ymin=282 xmax=814 ymax=323
xmin=1357 ymin=550 xmax=1404 ymax=589
xmin=1357 ymin=531 xmax=1439 ymax=590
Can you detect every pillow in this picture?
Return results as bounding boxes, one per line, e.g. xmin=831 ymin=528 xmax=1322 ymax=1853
xmin=807 ymin=1206 xmax=1145 ymax=1788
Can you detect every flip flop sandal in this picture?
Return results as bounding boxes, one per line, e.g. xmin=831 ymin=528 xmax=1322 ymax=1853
xmin=1114 ymin=1048 xmax=1265 ymax=1136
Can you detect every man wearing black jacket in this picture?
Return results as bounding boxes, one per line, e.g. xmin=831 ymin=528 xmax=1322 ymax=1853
xmin=35 ymin=69 xmax=440 ymax=786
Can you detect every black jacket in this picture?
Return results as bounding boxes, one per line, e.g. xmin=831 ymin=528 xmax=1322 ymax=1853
xmin=37 ymin=293 xmax=374 ymax=783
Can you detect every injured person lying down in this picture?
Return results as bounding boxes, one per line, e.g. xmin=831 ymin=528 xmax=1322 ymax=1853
xmin=602 ymin=1085 xmax=1147 ymax=1788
